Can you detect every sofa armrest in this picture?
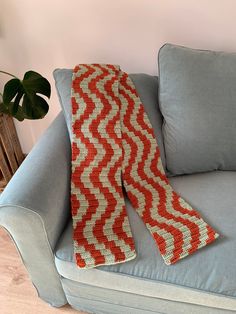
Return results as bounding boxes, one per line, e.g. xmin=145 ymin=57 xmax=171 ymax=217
xmin=0 ymin=112 xmax=71 ymax=307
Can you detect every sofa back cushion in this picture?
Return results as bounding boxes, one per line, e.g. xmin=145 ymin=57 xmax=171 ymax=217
xmin=53 ymin=69 xmax=167 ymax=171
xmin=158 ymin=43 xmax=236 ymax=176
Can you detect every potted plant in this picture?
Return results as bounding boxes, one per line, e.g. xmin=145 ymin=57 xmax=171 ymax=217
xmin=0 ymin=70 xmax=51 ymax=189
xmin=0 ymin=70 xmax=51 ymax=121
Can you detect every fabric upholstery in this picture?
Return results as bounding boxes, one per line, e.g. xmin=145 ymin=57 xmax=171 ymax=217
xmin=71 ymin=63 xmax=218 ymax=268
xmin=56 ymin=170 xmax=236 ymax=310
xmin=61 ymin=278 xmax=236 ymax=314
xmin=0 ymin=113 xmax=70 ymax=307
xmin=53 ymin=68 xmax=167 ymax=170
xmin=1 ymin=63 xmax=235 ymax=312
xmin=158 ymin=43 xmax=236 ymax=175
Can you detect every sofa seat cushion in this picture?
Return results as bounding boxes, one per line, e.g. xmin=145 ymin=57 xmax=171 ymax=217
xmin=55 ymin=171 xmax=236 ymax=311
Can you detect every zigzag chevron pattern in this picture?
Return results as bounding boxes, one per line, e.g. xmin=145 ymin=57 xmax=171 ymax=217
xmin=71 ymin=64 xmax=219 ymax=268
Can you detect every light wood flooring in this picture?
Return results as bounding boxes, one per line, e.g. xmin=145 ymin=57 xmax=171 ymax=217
xmin=0 ymin=227 xmax=87 ymax=314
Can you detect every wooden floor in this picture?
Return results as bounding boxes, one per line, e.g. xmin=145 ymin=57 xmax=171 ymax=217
xmin=0 ymin=227 xmax=87 ymax=314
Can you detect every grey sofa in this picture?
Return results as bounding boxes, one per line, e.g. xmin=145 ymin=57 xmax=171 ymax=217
xmin=1 ymin=70 xmax=236 ymax=314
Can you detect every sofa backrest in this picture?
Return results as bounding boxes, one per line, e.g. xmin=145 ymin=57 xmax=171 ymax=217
xmin=158 ymin=43 xmax=236 ymax=176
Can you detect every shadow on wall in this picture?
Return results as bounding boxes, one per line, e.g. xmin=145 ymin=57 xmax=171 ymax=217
xmin=0 ymin=21 xmax=3 ymax=38
xmin=0 ymin=2 xmax=5 ymax=38
xmin=0 ymin=0 xmax=30 ymax=71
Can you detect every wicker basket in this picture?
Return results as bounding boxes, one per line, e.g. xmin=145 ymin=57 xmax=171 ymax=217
xmin=0 ymin=113 xmax=24 ymax=191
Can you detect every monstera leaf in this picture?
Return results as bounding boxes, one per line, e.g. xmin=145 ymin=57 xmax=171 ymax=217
xmin=0 ymin=101 xmax=25 ymax=121
xmin=0 ymin=71 xmax=51 ymax=121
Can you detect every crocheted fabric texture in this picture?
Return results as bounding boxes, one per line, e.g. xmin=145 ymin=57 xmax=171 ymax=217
xmin=71 ymin=64 xmax=219 ymax=269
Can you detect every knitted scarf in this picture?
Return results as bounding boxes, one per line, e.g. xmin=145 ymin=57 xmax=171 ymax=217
xmin=71 ymin=64 xmax=219 ymax=269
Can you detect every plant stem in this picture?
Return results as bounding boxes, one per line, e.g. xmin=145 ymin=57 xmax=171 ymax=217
xmin=0 ymin=70 xmax=18 ymax=79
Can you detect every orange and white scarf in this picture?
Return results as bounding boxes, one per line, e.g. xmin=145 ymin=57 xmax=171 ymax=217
xmin=71 ymin=64 xmax=218 ymax=269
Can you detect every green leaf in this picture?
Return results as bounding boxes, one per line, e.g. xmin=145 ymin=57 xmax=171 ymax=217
xmin=0 ymin=102 xmax=9 ymax=114
xmin=22 ymin=94 xmax=49 ymax=119
xmin=2 ymin=78 xmax=21 ymax=104
xmin=0 ymin=70 xmax=50 ymax=120
xmin=12 ymin=105 xmax=24 ymax=121
xmin=11 ymin=89 xmax=24 ymax=115
xmin=0 ymin=102 xmax=24 ymax=121
xmin=22 ymin=71 xmax=51 ymax=98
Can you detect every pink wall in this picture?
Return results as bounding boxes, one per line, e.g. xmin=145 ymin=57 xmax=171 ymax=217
xmin=1 ymin=0 xmax=236 ymax=152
